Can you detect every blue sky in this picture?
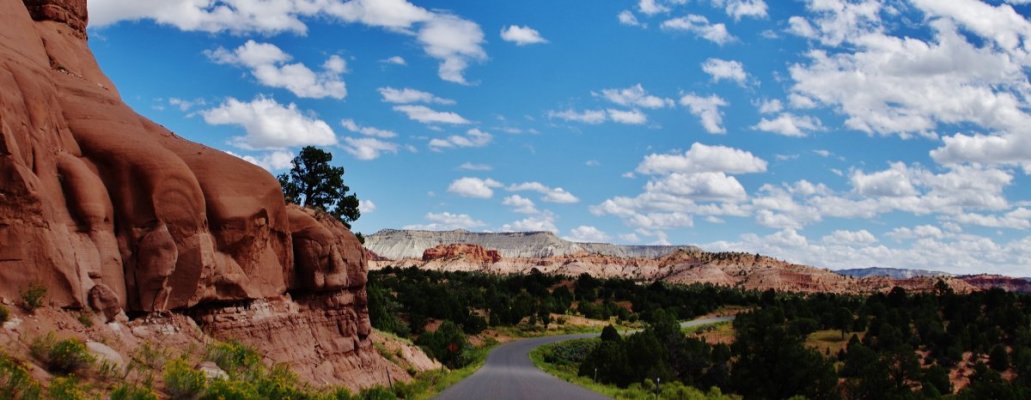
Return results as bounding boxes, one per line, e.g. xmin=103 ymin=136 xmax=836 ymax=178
xmin=86 ymin=0 xmax=1031 ymax=275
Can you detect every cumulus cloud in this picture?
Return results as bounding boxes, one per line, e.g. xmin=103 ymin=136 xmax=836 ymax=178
xmin=618 ymin=10 xmax=644 ymax=27
xmin=757 ymin=99 xmax=783 ymax=114
xmin=206 ymin=41 xmax=346 ymax=99
xmin=91 ymin=0 xmax=487 ymax=84
xmin=378 ymin=87 xmax=454 ymax=105
xmin=225 ymin=150 xmax=294 ymax=172
xmin=754 ymin=113 xmax=823 ymax=137
xmin=679 ymin=93 xmax=728 ymax=134
xmin=503 ymin=195 xmax=538 ymax=214
xmin=448 ymin=177 xmax=502 ymax=199
xmin=358 ymin=199 xmax=377 ymax=214
xmin=701 ymin=58 xmax=747 ymax=85
xmin=341 ymin=119 xmax=397 ymax=138
xmin=500 ymin=25 xmax=548 ymax=45
xmin=500 ymin=212 xmax=558 ymax=233
xmin=607 ymin=109 xmax=648 ymax=125
xmin=596 ymin=84 xmax=674 ymax=109
xmin=713 ymin=0 xmax=767 ymax=20
xmin=202 ymin=96 xmax=336 ymax=149
xmin=547 ymin=109 xmax=607 ymax=124
xmin=508 ymin=182 xmax=579 ymax=203
xmin=660 ymin=15 xmax=735 ymax=45
xmin=566 ymin=226 xmax=611 ymax=243
xmin=381 ymin=56 xmax=407 ymax=65
xmin=459 ymin=162 xmax=492 ymax=171
xmin=394 ymin=105 xmax=471 ymax=125
xmin=343 ymin=137 xmax=398 ymax=160
xmin=429 ymin=129 xmax=492 ymax=150
xmin=404 ymin=212 xmax=486 ymax=231
xmin=637 ymin=143 xmax=767 ymax=175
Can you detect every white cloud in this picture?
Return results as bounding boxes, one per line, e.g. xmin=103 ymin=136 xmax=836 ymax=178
xmin=202 ymin=96 xmax=336 ymax=150
xmin=343 ymin=137 xmax=398 ymax=160
xmin=596 ymin=84 xmax=674 ymax=109
xmin=381 ymin=56 xmax=407 ymax=65
xmin=394 ymin=105 xmax=470 ymax=125
xmin=660 ymin=15 xmax=735 ymax=45
xmin=679 ymin=93 xmax=728 ymax=134
xmin=757 ymin=99 xmax=783 ymax=114
xmin=341 ymin=119 xmax=397 ymax=138
xmin=636 ymin=142 xmax=767 ymax=175
xmin=91 ymin=0 xmax=486 ymax=84
xmin=225 ymin=150 xmax=294 ymax=172
xmin=459 ymin=162 xmax=492 ymax=171
xmin=607 ymin=109 xmax=648 ymax=125
xmin=429 ymin=128 xmax=493 ymax=150
xmin=358 ymin=199 xmax=377 ymax=214
xmin=500 ymin=25 xmax=548 ymax=45
xmin=448 ymin=177 xmax=502 ymax=199
xmin=169 ymin=97 xmax=206 ymax=112
xmin=508 ymin=182 xmax=580 ymax=203
xmin=500 ymin=212 xmax=558 ymax=233
xmin=503 ymin=195 xmax=538 ymax=214
xmin=821 ymin=229 xmax=877 ymax=245
xmin=887 ymin=225 xmax=946 ymax=240
xmin=547 ymin=109 xmax=607 ymax=124
xmin=618 ymin=10 xmax=644 ymax=27
xmin=701 ymin=58 xmax=747 ymax=85
xmin=207 ymin=41 xmax=346 ymax=99
xmin=638 ymin=0 xmax=671 ymax=15
xmin=754 ymin=113 xmax=823 ymax=137
xmin=713 ymin=0 xmax=767 ymax=20
xmin=566 ymin=226 xmax=610 ymax=243
xmin=404 ymin=212 xmax=486 ymax=231
xmin=378 ymin=87 xmax=454 ymax=105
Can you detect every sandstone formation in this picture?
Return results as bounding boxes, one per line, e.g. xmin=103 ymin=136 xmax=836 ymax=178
xmin=371 ymin=240 xmax=994 ymax=294
xmin=0 ymin=0 xmax=393 ymax=388
xmin=365 ymin=229 xmax=699 ymax=259
xmin=422 ymin=243 xmax=501 ymax=264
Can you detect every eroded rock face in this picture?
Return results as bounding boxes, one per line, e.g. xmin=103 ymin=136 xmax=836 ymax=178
xmin=0 ymin=0 xmax=384 ymax=388
xmin=422 ymin=243 xmax=501 ymax=264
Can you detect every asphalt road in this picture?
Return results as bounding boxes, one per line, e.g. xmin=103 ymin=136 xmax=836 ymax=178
xmin=435 ymin=316 xmax=735 ymax=400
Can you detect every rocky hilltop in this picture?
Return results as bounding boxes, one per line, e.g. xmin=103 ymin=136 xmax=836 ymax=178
xmin=368 ymin=233 xmax=1018 ymax=294
xmin=365 ymin=229 xmax=700 ymax=259
xmin=0 ymin=0 xmax=417 ymax=389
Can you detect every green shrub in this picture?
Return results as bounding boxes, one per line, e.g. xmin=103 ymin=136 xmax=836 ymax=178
xmin=205 ymin=341 xmax=261 ymax=378
xmin=356 ymin=386 xmax=395 ymax=400
xmin=76 ymin=312 xmax=93 ymax=328
xmin=201 ymin=378 xmax=258 ymax=400
xmin=254 ymin=364 xmax=312 ymax=400
xmin=47 ymin=377 xmax=88 ymax=400
xmin=111 ymin=383 xmax=160 ymax=400
xmin=164 ymin=358 xmax=206 ymax=400
xmin=0 ymin=353 xmax=42 ymax=400
xmin=29 ymin=334 xmax=94 ymax=375
xmin=0 ymin=304 xmax=9 ymax=324
xmin=19 ymin=284 xmax=46 ymax=312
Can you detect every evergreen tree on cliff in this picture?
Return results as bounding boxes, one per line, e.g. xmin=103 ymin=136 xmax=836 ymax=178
xmin=278 ymin=146 xmax=361 ymax=226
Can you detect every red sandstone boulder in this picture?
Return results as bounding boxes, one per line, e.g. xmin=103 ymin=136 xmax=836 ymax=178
xmin=422 ymin=243 xmax=502 ymax=264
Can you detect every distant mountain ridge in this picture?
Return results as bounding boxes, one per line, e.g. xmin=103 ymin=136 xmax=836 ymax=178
xmin=836 ymin=267 xmax=952 ymax=279
xmin=364 ymin=229 xmax=700 ymax=259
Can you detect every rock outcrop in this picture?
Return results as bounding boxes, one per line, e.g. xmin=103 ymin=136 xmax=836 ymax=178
xmin=422 ymin=243 xmax=501 ymax=264
xmin=0 ymin=0 xmax=392 ymax=388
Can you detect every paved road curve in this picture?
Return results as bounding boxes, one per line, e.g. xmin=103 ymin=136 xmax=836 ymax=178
xmin=435 ymin=316 xmax=735 ymax=400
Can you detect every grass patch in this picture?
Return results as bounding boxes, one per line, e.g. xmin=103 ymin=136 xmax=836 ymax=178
xmin=29 ymin=334 xmax=95 ymax=375
xmin=805 ymin=330 xmax=863 ymax=356
xmin=531 ymin=339 xmax=739 ymax=400
xmin=20 ymin=283 xmax=46 ymax=313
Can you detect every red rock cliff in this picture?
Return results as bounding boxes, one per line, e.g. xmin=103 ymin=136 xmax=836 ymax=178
xmin=0 ymin=0 xmax=386 ymax=388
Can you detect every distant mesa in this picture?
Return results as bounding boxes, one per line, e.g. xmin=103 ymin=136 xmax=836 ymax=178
xmin=367 ymin=230 xmax=1030 ymax=294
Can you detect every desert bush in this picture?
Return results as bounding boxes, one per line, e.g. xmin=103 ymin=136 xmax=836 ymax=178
xmin=0 ymin=304 xmax=9 ymax=324
xmin=0 ymin=353 xmax=42 ymax=400
xmin=205 ymin=341 xmax=260 ymax=378
xmin=47 ymin=377 xmax=88 ymax=400
xmin=200 ymin=378 xmax=258 ymax=400
xmin=111 ymin=383 xmax=160 ymax=400
xmin=76 ymin=312 xmax=93 ymax=328
xmin=164 ymin=358 xmax=206 ymax=400
xmin=29 ymin=334 xmax=94 ymax=375
xmin=19 ymin=284 xmax=46 ymax=312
